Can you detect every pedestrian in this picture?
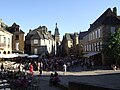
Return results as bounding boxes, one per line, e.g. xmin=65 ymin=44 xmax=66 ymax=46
xmin=49 ymin=73 xmax=54 ymax=86
xmin=19 ymin=63 xmax=23 ymax=72
xmin=1 ymin=63 xmax=4 ymax=71
xmin=38 ymin=62 xmax=43 ymax=75
xmin=91 ymin=61 xmax=94 ymax=70
xmin=29 ymin=63 xmax=34 ymax=76
xmin=49 ymin=72 xmax=60 ymax=85
xmin=63 ymin=64 xmax=67 ymax=74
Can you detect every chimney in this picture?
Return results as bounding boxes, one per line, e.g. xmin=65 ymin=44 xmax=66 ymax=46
xmin=113 ymin=7 xmax=117 ymax=15
xmin=29 ymin=29 xmax=32 ymax=33
xmin=90 ymin=24 xmax=92 ymax=27
xmin=48 ymin=31 xmax=51 ymax=34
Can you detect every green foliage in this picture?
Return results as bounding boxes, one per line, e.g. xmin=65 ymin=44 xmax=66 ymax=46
xmin=103 ymin=28 xmax=120 ymax=63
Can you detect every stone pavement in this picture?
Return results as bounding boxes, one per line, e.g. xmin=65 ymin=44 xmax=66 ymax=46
xmin=0 ymin=75 xmax=62 ymax=90
xmin=34 ymin=70 xmax=120 ymax=90
xmin=35 ymin=76 xmax=62 ymax=90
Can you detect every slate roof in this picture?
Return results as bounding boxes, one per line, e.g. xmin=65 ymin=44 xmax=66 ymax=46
xmin=79 ymin=31 xmax=87 ymax=40
xmin=8 ymin=23 xmax=24 ymax=34
xmin=26 ymin=26 xmax=54 ymax=40
xmin=88 ymin=8 xmax=120 ymax=33
xmin=54 ymin=23 xmax=60 ymax=36
xmin=64 ymin=33 xmax=73 ymax=40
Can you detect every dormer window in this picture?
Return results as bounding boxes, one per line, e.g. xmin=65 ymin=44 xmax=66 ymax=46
xmin=15 ymin=27 xmax=19 ymax=31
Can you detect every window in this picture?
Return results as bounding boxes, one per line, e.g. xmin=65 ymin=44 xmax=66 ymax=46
xmin=16 ymin=28 xmax=19 ymax=32
xmin=96 ymin=43 xmax=97 ymax=51
xmin=4 ymin=37 xmax=6 ymax=44
xmin=44 ymin=40 xmax=45 ymax=44
xmin=3 ymin=51 xmax=6 ymax=54
xmin=16 ymin=43 xmax=19 ymax=50
xmin=92 ymin=43 xmax=94 ymax=51
xmin=49 ymin=40 xmax=50 ymax=44
xmin=34 ymin=39 xmax=38 ymax=44
xmin=89 ymin=44 xmax=91 ymax=51
xmin=16 ymin=35 xmax=19 ymax=40
xmin=93 ymin=32 xmax=95 ymax=39
xmin=85 ymin=45 xmax=87 ymax=52
xmin=97 ymin=42 xmax=99 ymax=51
xmin=87 ymin=45 xmax=89 ymax=51
xmin=8 ymin=51 xmax=10 ymax=54
xmin=111 ymin=27 xmax=116 ymax=34
xmin=34 ymin=48 xmax=38 ymax=54
xmin=89 ymin=34 xmax=90 ymax=41
xmin=94 ymin=43 xmax=96 ymax=51
xmin=49 ymin=47 xmax=50 ymax=52
xmin=8 ymin=38 xmax=10 ymax=48
xmin=98 ymin=29 xmax=101 ymax=38
xmin=95 ymin=30 xmax=97 ymax=39
xmin=100 ymin=41 xmax=102 ymax=50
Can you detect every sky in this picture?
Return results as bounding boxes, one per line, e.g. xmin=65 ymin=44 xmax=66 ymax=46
xmin=0 ymin=0 xmax=120 ymax=40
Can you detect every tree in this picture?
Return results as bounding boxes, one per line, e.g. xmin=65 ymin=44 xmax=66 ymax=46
xmin=103 ymin=28 xmax=120 ymax=65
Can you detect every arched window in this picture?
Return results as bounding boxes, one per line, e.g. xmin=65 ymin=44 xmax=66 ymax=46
xmin=3 ymin=51 xmax=6 ymax=54
xmin=8 ymin=51 xmax=10 ymax=54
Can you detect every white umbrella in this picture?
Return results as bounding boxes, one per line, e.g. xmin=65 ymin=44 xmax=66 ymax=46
xmin=4 ymin=54 xmax=18 ymax=58
xmin=17 ymin=54 xmax=29 ymax=57
xmin=28 ymin=55 xmax=39 ymax=58
xmin=0 ymin=54 xmax=6 ymax=58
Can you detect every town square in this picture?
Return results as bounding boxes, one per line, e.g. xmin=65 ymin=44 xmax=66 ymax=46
xmin=0 ymin=0 xmax=120 ymax=90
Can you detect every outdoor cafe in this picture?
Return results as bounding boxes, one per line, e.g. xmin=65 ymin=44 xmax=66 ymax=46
xmin=0 ymin=54 xmax=39 ymax=89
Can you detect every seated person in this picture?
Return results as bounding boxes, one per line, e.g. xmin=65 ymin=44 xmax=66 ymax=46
xmin=49 ymin=72 xmax=60 ymax=85
xmin=21 ymin=76 xmax=29 ymax=87
xmin=49 ymin=73 xmax=54 ymax=85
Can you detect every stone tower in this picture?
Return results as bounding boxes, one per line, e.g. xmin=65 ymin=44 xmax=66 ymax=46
xmin=54 ymin=23 xmax=60 ymax=56
xmin=54 ymin=23 xmax=60 ymax=43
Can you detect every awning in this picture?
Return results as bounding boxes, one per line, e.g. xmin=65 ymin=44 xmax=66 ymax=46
xmin=17 ymin=54 xmax=29 ymax=57
xmin=27 ymin=55 xmax=39 ymax=58
xmin=83 ymin=52 xmax=101 ymax=58
xmin=0 ymin=54 xmax=18 ymax=58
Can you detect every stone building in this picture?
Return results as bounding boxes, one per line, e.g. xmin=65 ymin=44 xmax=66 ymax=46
xmin=61 ymin=32 xmax=79 ymax=57
xmin=8 ymin=23 xmax=25 ymax=54
xmin=54 ymin=23 xmax=61 ymax=56
xmin=78 ymin=31 xmax=87 ymax=57
xmin=25 ymin=25 xmax=56 ymax=57
xmin=82 ymin=7 xmax=120 ymax=65
xmin=0 ymin=19 xmax=12 ymax=54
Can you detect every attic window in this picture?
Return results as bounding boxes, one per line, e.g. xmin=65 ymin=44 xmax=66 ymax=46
xmin=15 ymin=35 xmax=19 ymax=40
xmin=16 ymin=28 xmax=19 ymax=31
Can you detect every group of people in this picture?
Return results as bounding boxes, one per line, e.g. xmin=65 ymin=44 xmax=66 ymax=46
xmin=49 ymin=72 xmax=61 ymax=85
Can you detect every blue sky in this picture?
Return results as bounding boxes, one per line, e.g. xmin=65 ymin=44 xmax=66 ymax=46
xmin=0 ymin=0 xmax=120 ymax=39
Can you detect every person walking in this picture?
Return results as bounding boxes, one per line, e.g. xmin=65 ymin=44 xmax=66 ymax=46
xmin=29 ymin=63 xmax=34 ymax=76
xmin=1 ymin=63 xmax=4 ymax=71
xmin=63 ymin=64 xmax=67 ymax=74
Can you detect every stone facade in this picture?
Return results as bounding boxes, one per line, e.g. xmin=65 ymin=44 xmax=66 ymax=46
xmin=0 ymin=19 xmax=13 ymax=54
xmin=54 ymin=23 xmax=61 ymax=56
xmin=61 ymin=32 xmax=79 ymax=57
xmin=8 ymin=23 xmax=25 ymax=54
xmin=82 ymin=7 xmax=120 ymax=65
xmin=25 ymin=26 xmax=56 ymax=56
